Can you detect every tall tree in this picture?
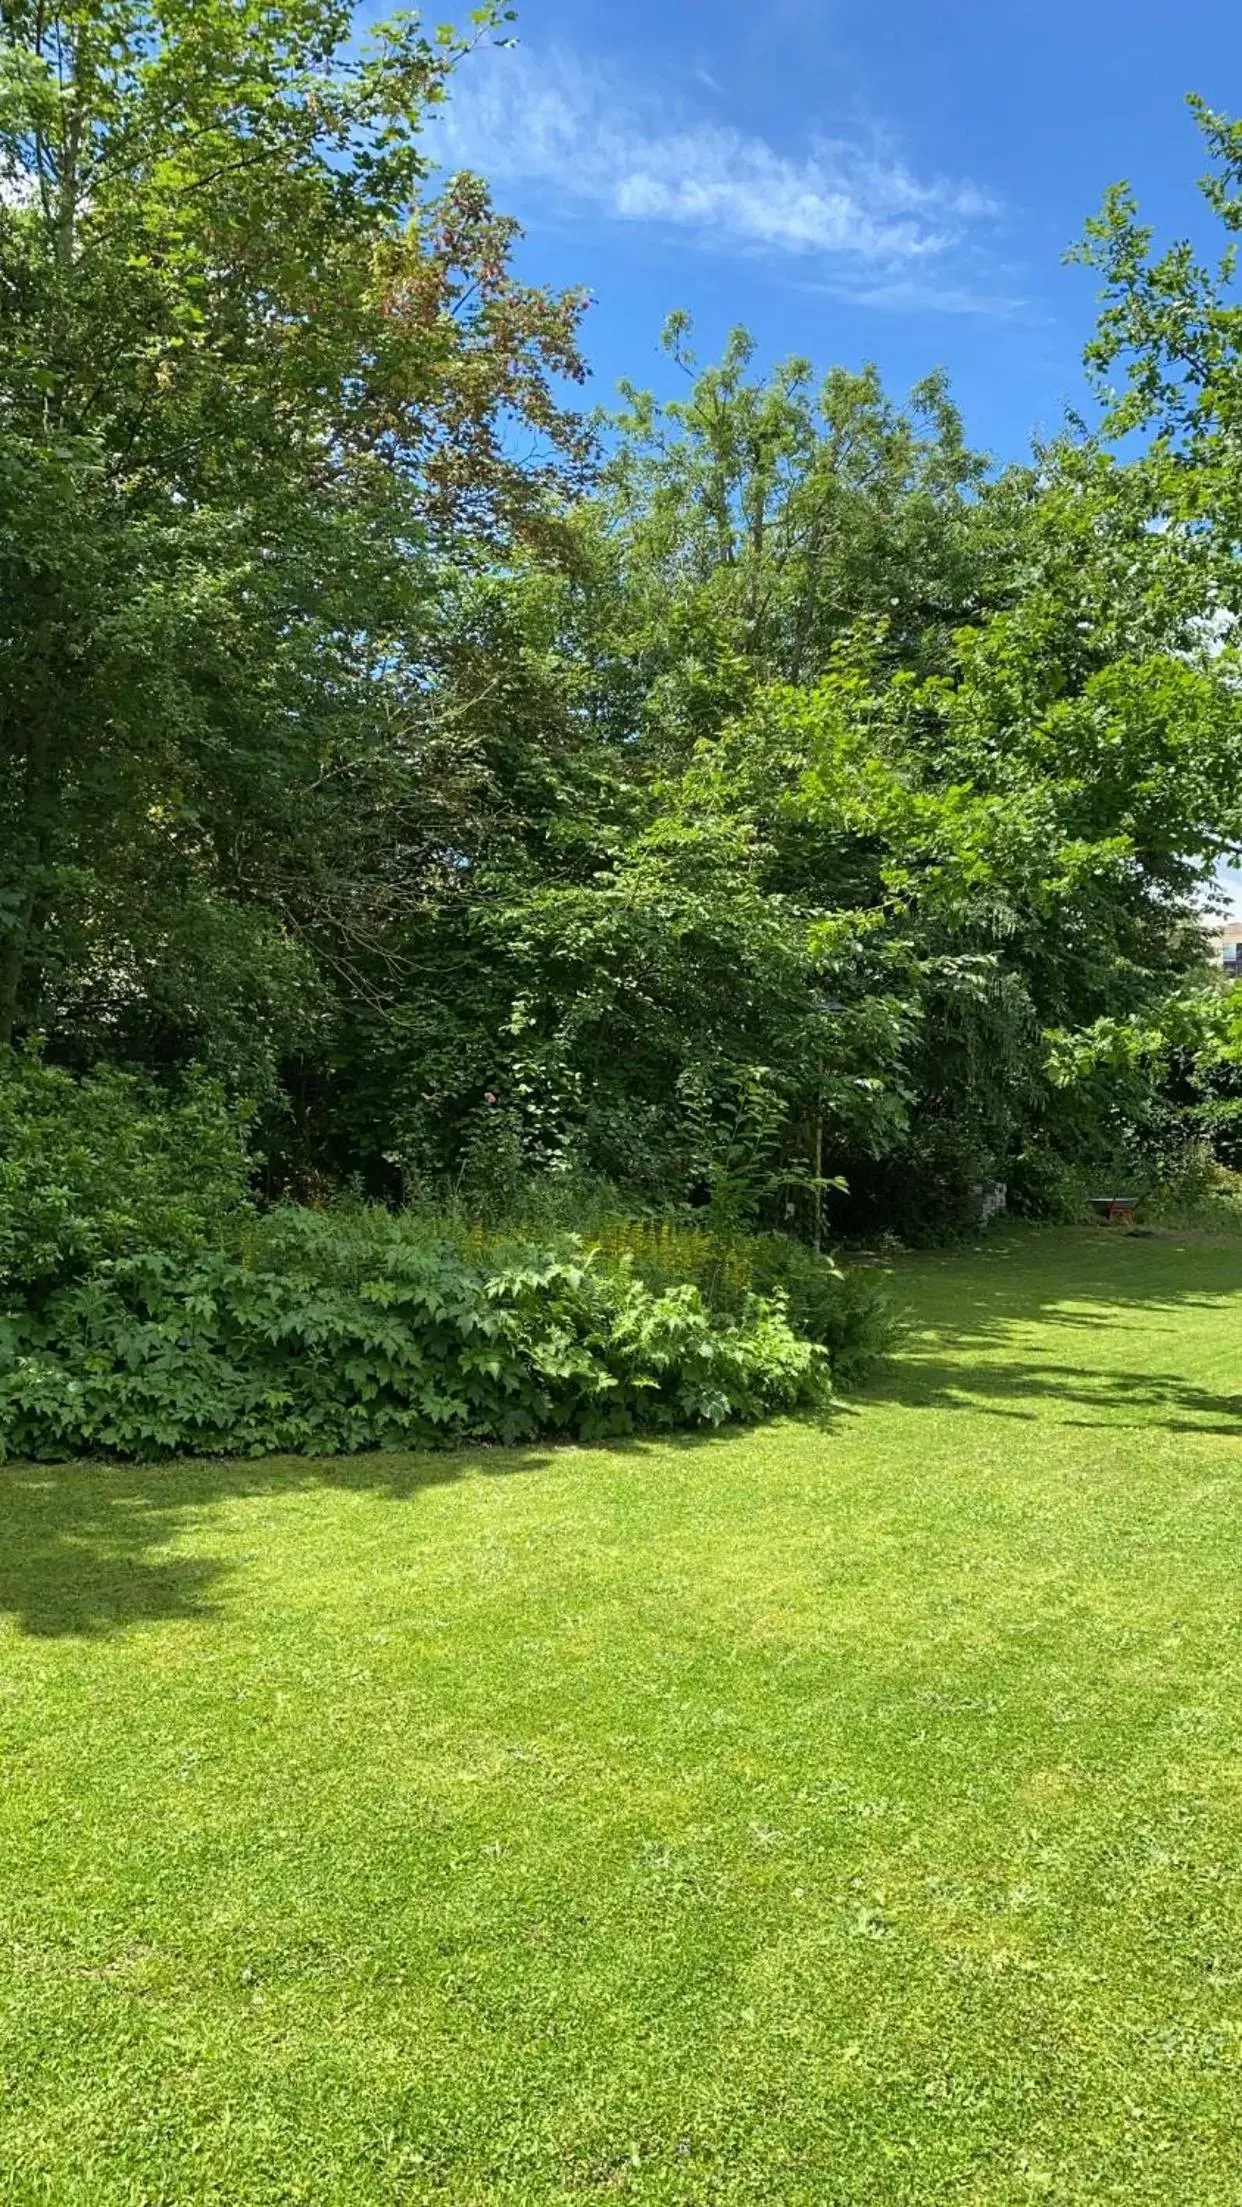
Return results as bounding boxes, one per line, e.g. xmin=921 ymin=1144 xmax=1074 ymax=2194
xmin=1072 ymin=94 xmax=1242 ymax=625
xmin=0 ymin=0 xmax=589 ymax=1061
xmin=594 ymin=317 xmax=991 ymax=752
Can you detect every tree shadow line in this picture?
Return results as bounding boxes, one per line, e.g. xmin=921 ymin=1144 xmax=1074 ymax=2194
xmin=0 ymin=1446 xmax=552 ymax=1642
xmin=0 ymin=1423 xmax=743 ymax=1642
xmin=856 ymin=1229 xmax=1242 ymax=1432
xmin=859 ymin=1349 xmax=1242 ymax=1431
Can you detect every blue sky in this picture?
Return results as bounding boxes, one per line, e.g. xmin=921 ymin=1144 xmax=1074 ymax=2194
xmin=421 ymin=0 xmax=1242 ymax=905
xmin=425 ymin=0 xmax=1242 ymax=460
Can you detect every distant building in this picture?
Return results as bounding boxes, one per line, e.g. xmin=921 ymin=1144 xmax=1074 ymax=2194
xmin=1206 ymin=920 xmax=1242 ymax=978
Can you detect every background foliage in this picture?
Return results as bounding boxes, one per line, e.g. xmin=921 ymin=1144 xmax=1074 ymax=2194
xmin=4 ymin=7 xmax=1242 ymax=1448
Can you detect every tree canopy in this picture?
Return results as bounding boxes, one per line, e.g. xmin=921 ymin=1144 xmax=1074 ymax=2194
xmin=4 ymin=16 xmax=1242 ymax=1241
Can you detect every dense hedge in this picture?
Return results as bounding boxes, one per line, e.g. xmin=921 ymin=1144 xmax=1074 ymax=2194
xmin=0 ymin=1208 xmax=828 ymax=1460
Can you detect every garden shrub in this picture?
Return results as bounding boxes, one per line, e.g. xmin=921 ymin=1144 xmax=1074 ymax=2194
xmin=581 ymin=1220 xmax=893 ymax=1386
xmin=0 ymin=1055 xmax=254 ymax=1294
xmin=1137 ymin=1145 xmax=1242 ymax=1229
xmin=739 ymin=1235 xmax=893 ymax=1385
xmin=0 ymin=1206 xmax=829 ymax=1461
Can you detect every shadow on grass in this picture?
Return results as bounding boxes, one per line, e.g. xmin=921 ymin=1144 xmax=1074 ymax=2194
xmin=0 ymin=1447 xmax=550 ymax=1642
xmin=4 ymin=1229 xmax=1240 ymax=1642
xmin=858 ymin=1227 xmax=1242 ymax=1432
xmin=863 ymin=1350 xmax=1242 ymax=1430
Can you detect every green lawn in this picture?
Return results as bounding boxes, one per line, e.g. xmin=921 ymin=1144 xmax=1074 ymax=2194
xmin=4 ymin=1226 xmax=1242 ymax=2205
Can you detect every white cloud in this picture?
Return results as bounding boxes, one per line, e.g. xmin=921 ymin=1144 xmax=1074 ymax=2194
xmin=831 ymin=273 xmax=1025 ymax=318
xmin=430 ymin=42 xmax=1002 ymax=295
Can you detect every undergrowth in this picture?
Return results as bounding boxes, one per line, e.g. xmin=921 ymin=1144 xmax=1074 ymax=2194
xmin=0 ymin=1063 xmax=890 ymax=1461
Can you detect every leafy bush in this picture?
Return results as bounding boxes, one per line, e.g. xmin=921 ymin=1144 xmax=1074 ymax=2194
xmin=0 ymin=1055 xmax=254 ymax=1294
xmin=0 ymin=1207 xmax=829 ymax=1461
xmin=743 ymin=1235 xmax=894 ymax=1385
xmin=580 ymin=1220 xmax=893 ymax=1386
xmin=1137 ymin=1147 xmax=1242 ymax=1229
xmin=1007 ymin=1132 xmax=1242 ymax=1231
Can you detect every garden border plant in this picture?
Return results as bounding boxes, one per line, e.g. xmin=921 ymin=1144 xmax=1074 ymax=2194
xmin=0 ymin=1060 xmax=861 ymax=1461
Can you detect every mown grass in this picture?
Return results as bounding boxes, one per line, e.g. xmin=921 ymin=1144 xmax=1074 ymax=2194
xmin=4 ymin=1224 xmax=1242 ymax=2204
